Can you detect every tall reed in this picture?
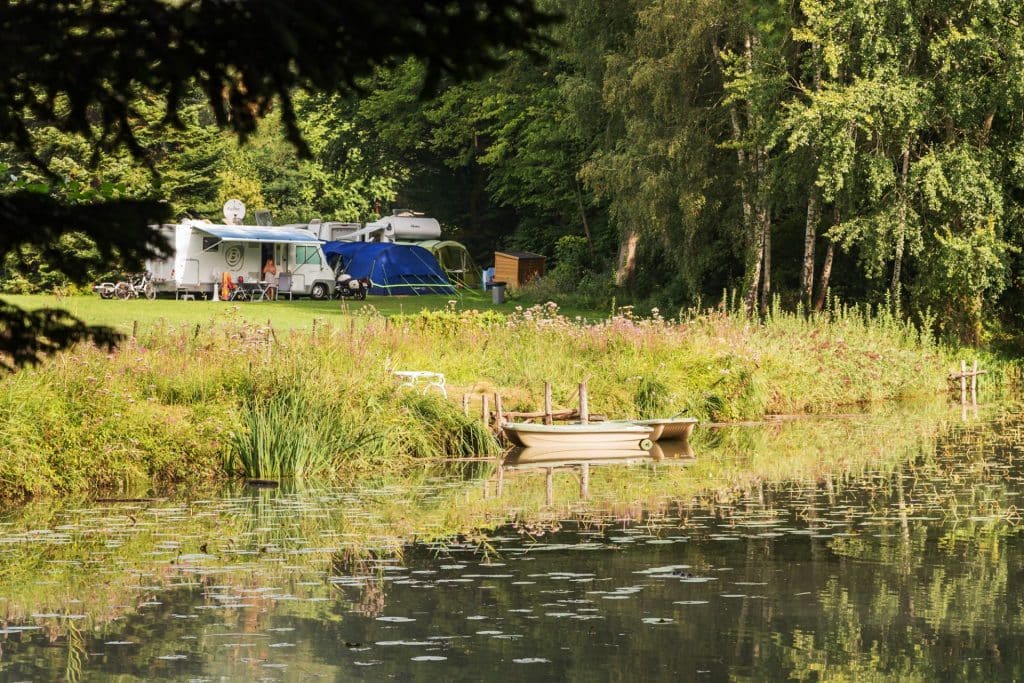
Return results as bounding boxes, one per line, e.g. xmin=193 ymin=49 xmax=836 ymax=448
xmin=231 ymin=388 xmax=339 ymax=479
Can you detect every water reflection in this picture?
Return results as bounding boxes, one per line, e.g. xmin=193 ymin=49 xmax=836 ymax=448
xmin=2 ymin=405 xmax=1024 ymax=680
xmin=498 ymin=443 xmax=695 ymax=503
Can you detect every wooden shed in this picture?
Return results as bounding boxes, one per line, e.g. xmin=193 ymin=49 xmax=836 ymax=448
xmin=494 ymin=250 xmax=547 ymax=287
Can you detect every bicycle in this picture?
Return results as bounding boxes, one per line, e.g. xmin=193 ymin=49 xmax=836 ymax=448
xmin=114 ymin=272 xmax=156 ymax=300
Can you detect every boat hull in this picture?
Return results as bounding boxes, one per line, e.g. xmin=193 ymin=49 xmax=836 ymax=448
xmin=502 ymin=422 xmax=654 ymax=450
xmin=632 ymin=417 xmax=698 ymax=441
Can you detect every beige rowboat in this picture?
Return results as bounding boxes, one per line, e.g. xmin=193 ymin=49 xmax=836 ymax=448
xmin=502 ymin=422 xmax=654 ymax=450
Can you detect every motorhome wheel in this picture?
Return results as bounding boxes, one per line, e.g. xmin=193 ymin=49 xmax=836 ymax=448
xmin=310 ymin=282 xmax=329 ymax=300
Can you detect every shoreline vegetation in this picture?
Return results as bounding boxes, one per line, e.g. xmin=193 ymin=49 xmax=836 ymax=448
xmin=0 ymin=296 xmax=1015 ymax=503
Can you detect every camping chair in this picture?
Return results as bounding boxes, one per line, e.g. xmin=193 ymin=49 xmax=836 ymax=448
xmin=227 ymin=275 xmax=249 ymax=301
xmin=276 ymin=272 xmax=293 ymax=300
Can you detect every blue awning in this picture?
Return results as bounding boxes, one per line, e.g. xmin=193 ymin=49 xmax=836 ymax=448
xmin=195 ymin=224 xmax=321 ymax=245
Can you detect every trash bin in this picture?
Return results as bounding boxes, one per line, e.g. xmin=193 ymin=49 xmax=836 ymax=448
xmin=491 ymin=281 xmax=507 ymax=304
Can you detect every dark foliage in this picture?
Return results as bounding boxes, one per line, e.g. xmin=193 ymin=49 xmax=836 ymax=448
xmin=0 ymin=0 xmax=553 ymax=366
xmin=0 ymin=192 xmax=170 ymax=279
xmin=0 ymin=301 xmax=119 ymax=370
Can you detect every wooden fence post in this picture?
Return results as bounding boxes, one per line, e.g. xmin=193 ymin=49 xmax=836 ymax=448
xmin=482 ymin=394 xmax=490 ymax=430
xmin=579 ymin=380 xmax=589 ymax=425
xmin=463 ymin=393 xmax=470 ymax=417
xmin=544 ymin=382 xmax=553 ymax=425
xmin=971 ymin=359 xmax=979 ymax=405
xmin=580 ymin=462 xmax=590 ymax=499
xmin=494 ymin=393 xmax=504 ymax=426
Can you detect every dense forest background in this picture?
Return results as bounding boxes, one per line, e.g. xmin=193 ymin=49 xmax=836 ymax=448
xmin=3 ymin=0 xmax=1023 ymax=345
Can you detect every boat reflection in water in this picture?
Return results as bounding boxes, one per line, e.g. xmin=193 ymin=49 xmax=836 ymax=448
xmin=496 ymin=440 xmax=695 ymax=503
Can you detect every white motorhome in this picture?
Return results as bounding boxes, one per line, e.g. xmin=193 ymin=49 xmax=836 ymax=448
xmin=146 ymin=220 xmax=337 ymax=299
xmin=296 ymin=211 xmax=443 ymax=244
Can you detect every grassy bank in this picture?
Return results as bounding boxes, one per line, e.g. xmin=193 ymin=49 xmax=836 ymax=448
xmin=0 ymin=291 xmax=599 ymax=333
xmin=0 ymin=299 xmax=1009 ymax=502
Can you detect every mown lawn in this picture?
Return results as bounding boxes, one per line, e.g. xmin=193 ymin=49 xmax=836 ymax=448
xmin=2 ymin=291 xmax=603 ymax=333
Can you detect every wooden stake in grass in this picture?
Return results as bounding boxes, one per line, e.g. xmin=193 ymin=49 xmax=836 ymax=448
xmin=132 ymin=320 xmax=138 ymax=340
xmin=463 ymin=393 xmax=470 ymax=417
xmin=580 ymin=462 xmax=590 ymax=499
xmin=544 ymin=382 xmax=553 ymax=425
xmin=494 ymin=393 xmax=504 ymax=426
xmin=579 ymin=380 xmax=589 ymax=425
xmin=545 ymin=468 xmax=554 ymax=506
xmin=482 ymin=394 xmax=490 ymax=430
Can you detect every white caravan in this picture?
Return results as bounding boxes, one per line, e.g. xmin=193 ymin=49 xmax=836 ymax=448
xmin=146 ymin=220 xmax=337 ymax=299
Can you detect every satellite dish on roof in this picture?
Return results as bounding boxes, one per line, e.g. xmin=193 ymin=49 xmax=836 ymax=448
xmin=223 ymin=199 xmax=246 ymax=224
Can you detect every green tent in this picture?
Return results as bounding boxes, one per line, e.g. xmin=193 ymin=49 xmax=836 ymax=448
xmin=413 ymin=240 xmax=482 ymax=289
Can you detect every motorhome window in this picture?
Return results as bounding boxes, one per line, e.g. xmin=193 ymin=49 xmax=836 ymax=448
xmin=202 ymin=237 xmax=221 ymax=251
xmin=296 ymin=245 xmax=321 ymax=266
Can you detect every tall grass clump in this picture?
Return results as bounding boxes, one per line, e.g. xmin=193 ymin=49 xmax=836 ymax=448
xmin=231 ymin=387 xmax=340 ymax=479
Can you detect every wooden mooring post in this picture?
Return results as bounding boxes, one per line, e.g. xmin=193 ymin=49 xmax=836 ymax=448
xmin=972 ymin=359 xmax=979 ymax=406
xmin=951 ymin=359 xmax=987 ymax=407
xmin=494 ymin=393 xmax=505 ymax=427
xmin=544 ymin=382 xmax=553 ymax=425
xmin=961 ymin=360 xmax=967 ymax=406
xmin=579 ymin=380 xmax=589 ymax=425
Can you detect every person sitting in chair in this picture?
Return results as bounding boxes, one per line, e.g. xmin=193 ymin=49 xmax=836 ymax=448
xmin=262 ymin=258 xmax=278 ymax=300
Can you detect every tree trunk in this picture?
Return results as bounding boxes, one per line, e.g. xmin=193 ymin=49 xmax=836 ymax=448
xmin=574 ymin=176 xmax=593 ymax=247
xmin=712 ymin=33 xmax=758 ymax=313
xmin=759 ymin=204 xmax=772 ymax=315
xmin=813 ymin=241 xmax=834 ymax=312
xmin=801 ymin=52 xmax=823 ymax=311
xmin=801 ymin=184 xmax=821 ymax=310
xmin=891 ymin=144 xmax=911 ymax=293
xmin=615 ymin=230 xmax=639 ymax=286
xmin=744 ymin=205 xmax=765 ymax=315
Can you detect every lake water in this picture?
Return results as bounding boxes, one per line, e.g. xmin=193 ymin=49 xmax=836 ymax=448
xmin=2 ymin=408 xmax=1023 ymax=680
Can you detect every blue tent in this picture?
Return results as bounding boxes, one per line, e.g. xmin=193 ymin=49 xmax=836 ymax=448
xmin=322 ymin=242 xmax=455 ymax=296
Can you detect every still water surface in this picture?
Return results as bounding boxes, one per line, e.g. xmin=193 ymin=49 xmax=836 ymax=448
xmin=2 ymin=409 xmax=1023 ymax=680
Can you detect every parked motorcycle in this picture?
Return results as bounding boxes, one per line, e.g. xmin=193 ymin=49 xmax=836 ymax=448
xmin=334 ymin=272 xmax=369 ymax=300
